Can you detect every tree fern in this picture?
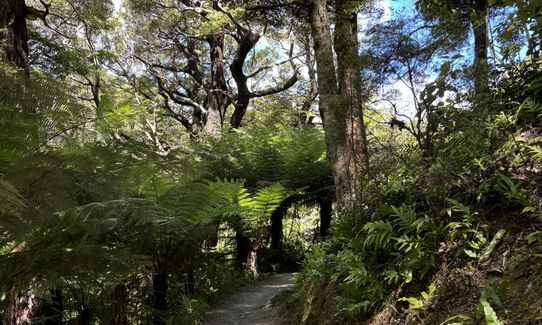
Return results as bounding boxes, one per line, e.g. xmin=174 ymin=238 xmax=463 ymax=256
xmin=0 ymin=179 xmax=27 ymax=240
xmin=0 ymin=70 xmax=84 ymax=163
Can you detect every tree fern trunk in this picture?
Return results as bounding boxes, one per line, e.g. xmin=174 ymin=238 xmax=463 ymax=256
xmin=234 ymin=226 xmax=252 ymax=273
xmin=318 ymin=196 xmax=333 ymax=238
xmin=151 ymin=270 xmax=169 ymax=325
xmin=270 ymin=207 xmax=283 ymax=264
xmin=75 ymin=308 xmax=92 ymax=325
xmin=104 ymin=284 xmax=128 ymax=325
xmin=37 ymin=288 xmax=63 ymax=325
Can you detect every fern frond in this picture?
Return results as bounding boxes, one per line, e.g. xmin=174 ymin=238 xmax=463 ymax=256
xmin=0 ymin=179 xmax=27 ymax=216
xmin=391 ymin=204 xmax=417 ymax=230
xmin=0 ymin=70 xmax=84 ymax=163
xmin=247 ymin=184 xmax=286 ymax=217
xmin=0 ymin=179 xmax=27 ymax=239
xmin=362 ymin=220 xmax=394 ymax=251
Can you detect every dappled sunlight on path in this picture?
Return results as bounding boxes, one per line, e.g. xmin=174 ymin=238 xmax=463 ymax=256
xmin=205 ymin=273 xmax=295 ymax=325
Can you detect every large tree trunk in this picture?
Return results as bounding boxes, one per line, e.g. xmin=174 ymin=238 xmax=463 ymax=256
xmin=203 ymin=34 xmax=230 ymax=136
xmin=333 ymin=0 xmax=370 ymax=203
xmin=2 ymin=288 xmax=38 ymax=325
xmin=473 ymin=0 xmax=489 ymax=95
xmin=309 ymin=0 xmax=369 ymax=212
xmin=0 ymin=0 xmax=29 ymax=75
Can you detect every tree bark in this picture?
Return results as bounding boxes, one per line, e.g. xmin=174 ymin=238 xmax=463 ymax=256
xmin=309 ymin=0 xmax=369 ymax=212
xmin=2 ymin=288 xmax=38 ymax=325
xmin=296 ymin=33 xmax=318 ymax=127
xmin=75 ymin=307 xmax=92 ymax=325
xmin=473 ymin=0 xmax=489 ymax=95
xmin=247 ymin=245 xmax=259 ymax=276
xmin=203 ymin=33 xmax=230 ymax=136
xmin=334 ymin=0 xmax=370 ymax=203
xmin=0 ymin=0 xmax=29 ymax=74
xmin=229 ymin=29 xmax=260 ymax=128
xmin=229 ymin=27 xmax=298 ymax=129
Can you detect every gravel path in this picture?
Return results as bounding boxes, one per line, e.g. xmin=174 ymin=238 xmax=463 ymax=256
xmin=205 ymin=273 xmax=295 ymax=325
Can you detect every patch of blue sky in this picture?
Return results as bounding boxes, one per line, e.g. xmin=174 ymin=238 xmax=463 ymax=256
xmin=389 ymin=0 xmax=417 ymax=17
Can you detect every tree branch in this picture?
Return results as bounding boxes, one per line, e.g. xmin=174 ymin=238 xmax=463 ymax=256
xmin=25 ymin=0 xmax=51 ymax=26
xmin=251 ymin=72 xmax=299 ymax=98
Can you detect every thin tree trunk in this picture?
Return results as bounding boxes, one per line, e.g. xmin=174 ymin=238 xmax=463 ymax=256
xmin=185 ymin=266 xmax=195 ymax=295
xmin=270 ymin=207 xmax=283 ymax=264
xmin=473 ymin=0 xmax=489 ymax=94
xmin=248 ymin=245 xmax=259 ymax=276
xmin=318 ymin=196 xmax=333 ymax=238
xmin=205 ymin=221 xmax=220 ymax=251
xmin=296 ymin=33 xmax=318 ymax=127
xmin=0 ymin=0 xmax=29 ymax=75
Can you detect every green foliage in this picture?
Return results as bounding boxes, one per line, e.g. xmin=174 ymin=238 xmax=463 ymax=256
xmin=298 ymin=201 xmax=442 ymax=319
xmin=3 ymin=0 xmax=542 ymax=323
xmin=476 ymin=287 xmax=503 ymax=325
xmin=440 ymin=314 xmax=473 ymax=325
xmin=0 ymin=65 xmax=294 ymax=322
xmin=362 ymin=220 xmax=394 ymax=251
xmin=0 ymin=179 xmax=27 ymax=241
xmin=445 ymin=199 xmax=487 ymax=260
xmin=197 ymin=123 xmax=329 ymax=190
xmin=0 ymin=71 xmax=82 ymax=163
xmin=398 ymin=282 xmax=436 ymax=311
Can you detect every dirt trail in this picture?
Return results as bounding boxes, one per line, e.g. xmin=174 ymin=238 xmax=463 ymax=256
xmin=205 ymin=273 xmax=295 ymax=325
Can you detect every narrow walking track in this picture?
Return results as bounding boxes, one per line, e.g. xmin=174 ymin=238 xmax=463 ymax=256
xmin=205 ymin=273 xmax=295 ymax=325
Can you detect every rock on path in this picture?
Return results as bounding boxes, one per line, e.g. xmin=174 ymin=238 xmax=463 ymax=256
xmin=205 ymin=273 xmax=295 ymax=325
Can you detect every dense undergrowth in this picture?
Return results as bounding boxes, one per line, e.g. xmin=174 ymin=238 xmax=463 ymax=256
xmin=0 ymin=70 xmax=328 ymax=323
xmin=276 ymin=56 xmax=542 ymax=324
